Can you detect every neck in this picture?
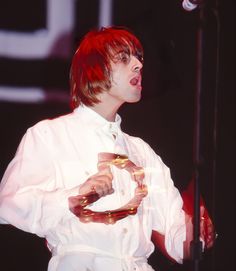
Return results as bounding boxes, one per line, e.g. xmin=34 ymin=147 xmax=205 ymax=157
xmin=89 ymin=93 xmax=123 ymax=122
xmin=90 ymin=102 xmax=120 ymax=122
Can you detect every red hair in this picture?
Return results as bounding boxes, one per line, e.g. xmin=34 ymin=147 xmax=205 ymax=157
xmin=70 ymin=26 xmax=143 ymax=109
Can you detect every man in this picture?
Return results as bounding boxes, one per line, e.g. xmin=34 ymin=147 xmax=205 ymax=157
xmin=0 ymin=26 xmax=214 ymax=271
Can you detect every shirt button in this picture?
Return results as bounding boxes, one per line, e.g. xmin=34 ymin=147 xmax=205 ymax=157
xmin=121 ymin=189 xmax=125 ymax=195
xmin=123 ymin=228 xmax=128 ymax=234
xmin=109 ymin=123 xmax=113 ymax=132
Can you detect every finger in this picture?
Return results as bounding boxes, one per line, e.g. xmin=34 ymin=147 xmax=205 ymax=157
xmin=97 ymin=161 xmax=111 ymax=171
xmin=206 ymin=234 xmax=214 ymax=248
xmin=79 ymin=171 xmax=112 ymax=195
xmin=90 ymin=171 xmax=113 ymax=191
xmin=95 ymin=174 xmax=113 ymax=187
xmin=90 ymin=175 xmax=114 ymax=196
xmin=200 ymin=206 xmax=205 ymax=217
xmin=101 ymin=176 xmax=114 ymax=195
xmin=200 ymin=219 xmax=206 ymax=239
xmin=130 ymin=166 xmax=145 ymax=184
xmin=97 ymin=164 xmax=113 ymax=178
xmin=93 ymin=181 xmax=114 ymax=197
xmin=135 ymin=185 xmax=148 ymax=198
xmin=202 ymin=220 xmax=215 ymax=249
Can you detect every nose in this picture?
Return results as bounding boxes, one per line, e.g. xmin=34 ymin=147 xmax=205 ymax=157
xmin=131 ymin=56 xmax=143 ymax=72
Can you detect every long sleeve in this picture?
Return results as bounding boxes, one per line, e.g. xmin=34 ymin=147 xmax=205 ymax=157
xmin=0 ymin=126 xmax=78 ymax=237
xmin=128 ymin=137 xmax=186 ymax=263
xmin=150 ymin=153 xmax=186 ymax=263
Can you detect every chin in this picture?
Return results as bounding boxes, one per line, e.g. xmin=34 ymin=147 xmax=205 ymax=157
xmin=127 ymin=95 xmax=142 ymax=103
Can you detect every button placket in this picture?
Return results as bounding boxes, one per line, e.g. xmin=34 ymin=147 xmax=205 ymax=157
xmin=109 ymin=123 xmax=118 ymax=140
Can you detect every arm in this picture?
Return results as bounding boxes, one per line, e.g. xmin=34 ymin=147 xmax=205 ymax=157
xmin=151 ymin=230 xmax=177 ymax=263
xmin=132 ymin=138 xmax=215 ymax=262
xmin=152 ymin=207 xmax=215 ymax=261
xmin=181 ymin=179 xmax=216 ymax=258
xmin=148 ymin=158 xmax=187 ymax=263
xmin=0 ymin=126 xmax=79 ymax=236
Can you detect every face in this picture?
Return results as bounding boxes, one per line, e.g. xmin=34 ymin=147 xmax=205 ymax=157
xmin=106 ymin=50 xmax=143 ymax=106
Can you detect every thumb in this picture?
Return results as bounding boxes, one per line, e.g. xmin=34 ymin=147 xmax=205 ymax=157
xmin=200 ymin=206 xmax=205 ymax=218
xmin=97 ymin=160 xmax=111 ymax=171
xmin=97 ymin=162 xmax=113 ymax=178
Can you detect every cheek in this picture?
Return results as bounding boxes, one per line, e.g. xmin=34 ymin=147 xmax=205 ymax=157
xmin=111 ymin=74 xmax=123 ymax=87
xmin=116 ymin=71 xmax=129 ymax=85
xmin=111 ymin=67 xmax=126 ymax=85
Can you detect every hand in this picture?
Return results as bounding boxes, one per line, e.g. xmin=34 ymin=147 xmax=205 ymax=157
xmin=79 ymin=165 xmax=114 ymax=198
xmin=200 ymin=206 xmax=217 ymax=249
xmin=182 ymin=179 xmax=217 ymax=251
xmin=184 ymin=207 xmax=216 ymax=259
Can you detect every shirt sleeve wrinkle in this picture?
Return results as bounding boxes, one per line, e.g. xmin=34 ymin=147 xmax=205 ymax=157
xmin=0 ymin=123 xmax=75 ymax=236
xmin=140 ymin=140 xmax=185 ymax=262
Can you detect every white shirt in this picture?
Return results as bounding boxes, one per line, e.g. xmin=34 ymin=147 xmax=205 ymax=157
xmin=0 ymin=105 xmax=186 ymax=271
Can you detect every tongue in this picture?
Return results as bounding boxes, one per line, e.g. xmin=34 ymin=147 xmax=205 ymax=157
xmin=130 ymin=78 xmax=138 ymax=85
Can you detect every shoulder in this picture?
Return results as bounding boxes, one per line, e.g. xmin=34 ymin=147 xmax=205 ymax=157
xmin=23 ymin=112 xmax=78 ymax=145
xmin=123 ymin=132 xmax=147 ymax=146
xmin=123 ymin=132 xmax=165 ymax=167
xmin=123 ymin=132 xmax=154 ymax=154
xmin=29 ymin=112 xmax=76 ymax=133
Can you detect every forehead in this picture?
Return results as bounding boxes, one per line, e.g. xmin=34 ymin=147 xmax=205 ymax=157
xmin=106 ymin=35 xmax=142 ymax=55
xmin=108 ymin=43 xmax=133 ymax=58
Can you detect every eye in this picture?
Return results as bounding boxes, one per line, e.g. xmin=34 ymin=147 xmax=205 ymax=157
xmin=118 ymin=52 xmax=130 ymax=64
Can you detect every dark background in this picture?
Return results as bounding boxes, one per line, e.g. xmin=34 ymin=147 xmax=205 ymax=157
xmin=0 ymin=0 xmax=235 ymax=270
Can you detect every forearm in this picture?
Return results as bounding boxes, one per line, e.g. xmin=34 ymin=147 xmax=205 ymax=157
xmin=152 ymin=217 xmax=194 ymax=263
xmin=152 ymin=230 xmax=177 ymax=263
xmin=0 ymin=185 xmax=79 ymax=236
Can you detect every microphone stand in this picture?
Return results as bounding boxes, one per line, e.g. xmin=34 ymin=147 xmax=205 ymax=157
xmin=190 ymin=5 xmax=205 ymax=271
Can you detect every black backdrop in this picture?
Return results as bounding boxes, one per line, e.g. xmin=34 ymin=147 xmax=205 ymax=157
xmin=0 ymin=1 xmax=235 ymax=270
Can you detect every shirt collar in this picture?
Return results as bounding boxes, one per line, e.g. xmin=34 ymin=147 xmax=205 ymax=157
xmin=73 ymin=104 xmax=122 ymax=135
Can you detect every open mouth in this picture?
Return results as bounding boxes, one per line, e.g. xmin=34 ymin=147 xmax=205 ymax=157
xmin=130 ymin=75 xmax=142 ymax=87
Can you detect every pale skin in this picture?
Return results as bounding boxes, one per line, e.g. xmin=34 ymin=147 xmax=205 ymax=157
xmin=72 ymin=51 xmax=215 ymax=260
